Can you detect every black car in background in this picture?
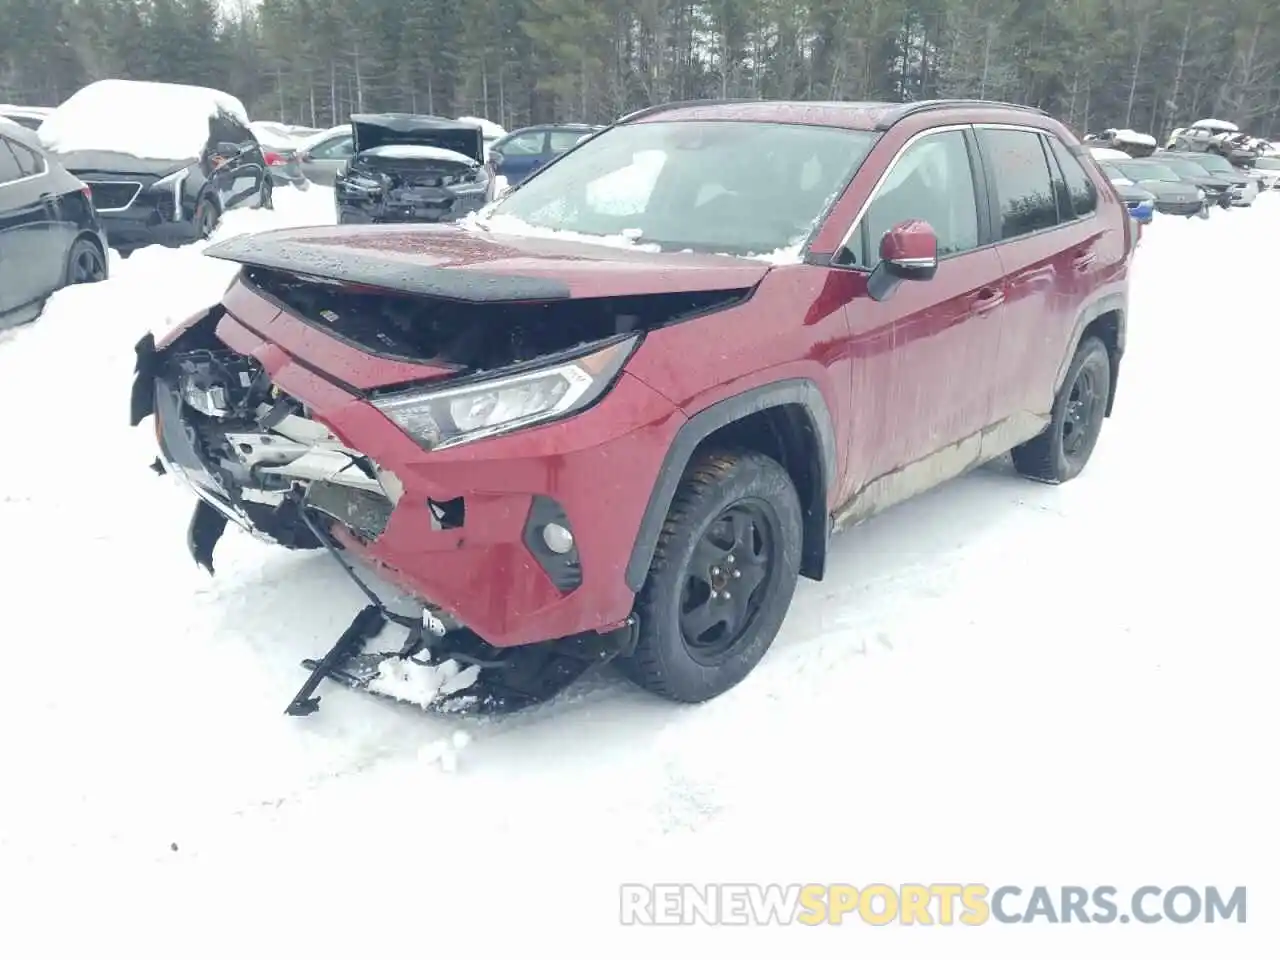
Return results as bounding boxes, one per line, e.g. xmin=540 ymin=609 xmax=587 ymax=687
xmin=489 ymin=123 xmax=603 ymax=186
xmin=1100 ymin=159 xmax=1210 ymax=217
xmin=335 ymin=113 xmax=493 ymax=224
xmin=1140 ymin=153 xmax=1234 ymax=209
xmin=1156 ymin=149 xmax=1257 ymax=206
xmin=0 ymin=119 xmax=108 ymax=328
xmin=38 ymin=80 xmax=272 ymax=255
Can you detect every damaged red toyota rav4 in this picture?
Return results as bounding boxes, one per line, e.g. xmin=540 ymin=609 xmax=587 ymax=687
xmin=129 ymin=99 xmax=1132 ymax=716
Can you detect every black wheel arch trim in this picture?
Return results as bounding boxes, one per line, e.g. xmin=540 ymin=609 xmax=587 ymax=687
xmin=1055 ymin=291 xmax=1126 ymax=416
xmin=624 ymin=378 xmax=837 ymax=592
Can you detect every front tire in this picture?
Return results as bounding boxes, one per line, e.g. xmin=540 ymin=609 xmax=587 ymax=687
xmin=618 ymin=449 xmax=803 ymax=703
xmin=1012 ymin=336 xmax=1112 ymax=484
xmin=194 ymin=198 xmax=219 ymax=239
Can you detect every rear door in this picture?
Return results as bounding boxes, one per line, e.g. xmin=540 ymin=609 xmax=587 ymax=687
xmin=837 ymin=125 xmax=1007 ymax=493
xmin=547 ymin=128 xmax=587 ymax=163
xmin=211 ymin=112 xmax=264 ymax=209
xmin=0 ymin=135 xmax=62 ymax=315
xmin=493 ymin=129 xmax=549 ymax=185
xmin=299 ymin=131 xmax=353 ymax=186
xmin=976 ymin=125 xmax=1108 ymax=426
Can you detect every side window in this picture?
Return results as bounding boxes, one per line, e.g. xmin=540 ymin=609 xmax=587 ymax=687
xmin=499 ymin=131 xmax=547 ymax=156
xmin=7 ymin=139 xmax=44 ymax=177
xmin=311 ymin=134 xmax=353 ymax=159
xmin=548 ymin=130 xmax=584 ymax=153
xmin=1042 ymin=136 xmax=1072 ymax=222
xmin=1047 ymin=137 xmax=1098 ymax=218
xmin=856 ymin=129 xmax=980 ymax=267
xmin=0 ymin=138 xmax=23 ymax=184
xmin=977 ymin=128 xmax=1059 ymax=239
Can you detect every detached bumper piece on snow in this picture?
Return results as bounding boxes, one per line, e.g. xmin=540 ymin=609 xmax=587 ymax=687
xmin=130 ymin=326 xmax=638 ymax=718
xmin=284 ymin=498 xmax=638 ymax=717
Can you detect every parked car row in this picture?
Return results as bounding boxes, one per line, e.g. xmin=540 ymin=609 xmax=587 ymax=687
xmin=1087 ymin=134 xmax=1274 ymax=225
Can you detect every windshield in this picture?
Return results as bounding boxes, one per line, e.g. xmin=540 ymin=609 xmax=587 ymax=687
xmin=483 ymin=120 xmax=880 ymax=257
xmin=1181 ymin=153 xmax=1232 ymax=174
xmin=1120 ymin=162 xmax=1178 ymax=182
xmin=1159 ymin=157 xmax=1212 ymax=178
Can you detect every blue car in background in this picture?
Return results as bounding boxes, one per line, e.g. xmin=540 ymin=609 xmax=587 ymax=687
xmin=1102 ymin=170 xmax=1155 ymax=225
xmin=490 ymin=123 xmax=602 ymax=187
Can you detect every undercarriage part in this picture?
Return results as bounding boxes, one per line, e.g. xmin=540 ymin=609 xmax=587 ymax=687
xmin=287 ymin=494 xmax=638 ymax=717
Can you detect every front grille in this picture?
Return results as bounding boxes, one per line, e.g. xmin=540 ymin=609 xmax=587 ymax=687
xmin=84 ymin=180 xmax=142 ymax=211
xmin=1156 ymin=200 xmax=1200 ymax=215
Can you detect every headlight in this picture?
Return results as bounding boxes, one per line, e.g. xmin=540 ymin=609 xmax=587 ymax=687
xmin=153 ymin=167 xmax=190 ymax=221
xmin=1197 ymin=188 xmax=1206 ymax=200
xmin=371 ymin=335 xmax=638 ymax=450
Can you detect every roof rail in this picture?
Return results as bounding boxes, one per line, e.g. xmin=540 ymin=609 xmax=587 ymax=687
xmin=614 ymin=98 xmax=766 ymax=126
xmin=876 ymin=99 xmax=1049 ymax=131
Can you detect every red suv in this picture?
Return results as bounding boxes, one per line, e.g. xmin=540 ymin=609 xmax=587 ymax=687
xmin=129 ymin=98 xmax=1132 ymax=716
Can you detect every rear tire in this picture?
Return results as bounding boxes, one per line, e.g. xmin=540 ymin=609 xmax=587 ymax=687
xmin=1012 ymin=336 xmax=1112 ymax=484
xmin=617 ymin=449 xmax=803 ymax=703
xmin=65 ymin=237 xmax=107 ymax=286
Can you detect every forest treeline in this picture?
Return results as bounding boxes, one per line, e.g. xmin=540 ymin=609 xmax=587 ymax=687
xmin=2 ymin=0 xmax=1277 ymax=138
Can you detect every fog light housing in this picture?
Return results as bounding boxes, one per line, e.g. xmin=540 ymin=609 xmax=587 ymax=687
xmin=542 ymin=523 xmax=574 ymax=554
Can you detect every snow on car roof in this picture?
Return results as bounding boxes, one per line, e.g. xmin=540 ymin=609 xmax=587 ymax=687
xmin=1111 ymin=129 xmax=1156 ymax=147
xmin=455 ymin=116 xmax=507 ymax=140
xmin=1191 ymin=118 xmax=1239 ymax=132
xmin=38 ymin=79 xmax=250 ymax=161
xmin=1089 ymin=147 xmax=1132 ymax=160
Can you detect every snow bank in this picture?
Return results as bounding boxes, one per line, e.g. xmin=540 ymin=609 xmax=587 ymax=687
xmin=39 ymin=79 xmax=250 ymax=161
xmin=362 ymin=144 xmax=476 ymax=164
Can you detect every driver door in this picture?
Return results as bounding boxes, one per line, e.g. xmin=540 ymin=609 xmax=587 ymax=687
xmin=834 ymin=126 xmax=1007 ymax=498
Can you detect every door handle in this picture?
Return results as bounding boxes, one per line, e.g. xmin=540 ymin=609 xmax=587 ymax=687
xmin=1072 ymin=249 xmax=1097 ymax=270
xmin=971 ymin=286 xmax=1004 ymax=312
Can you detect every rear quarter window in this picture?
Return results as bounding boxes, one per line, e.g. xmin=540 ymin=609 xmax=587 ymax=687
xmin=977 ymin=128 xmax=1059 ymax=240
xmin=0 ymin=138 xmax=24 ymax=184
xmin=1047 ymin=137 xmax=1098 ymax=218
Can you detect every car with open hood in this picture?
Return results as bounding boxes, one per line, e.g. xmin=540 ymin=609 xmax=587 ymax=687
xmin=38 ymin=79 xmax=272 ymax=254
xmin=334 ymin=113 xmax=494 ymax=225
xmin=129 ymin=98 xmax=1133 ymax=718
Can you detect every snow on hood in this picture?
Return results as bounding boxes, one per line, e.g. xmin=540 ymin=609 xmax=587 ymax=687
xmin=468 ymin=211 xmax=806 ymax=264
xmin=361 ymin=144 xmax=477 ymax=165
xmin=39 ymin=79 xmax=249 ymax=161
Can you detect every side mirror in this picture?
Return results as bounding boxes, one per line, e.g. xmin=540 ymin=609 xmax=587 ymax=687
xmin=867 ymin=219 xmax=939 ymax=302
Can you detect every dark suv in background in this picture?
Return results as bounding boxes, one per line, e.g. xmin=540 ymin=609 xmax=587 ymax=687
xmin=131 ymin=99 xmax=1132 ymax=717
xmin=38 ymin=79 xmax=272 ymax=254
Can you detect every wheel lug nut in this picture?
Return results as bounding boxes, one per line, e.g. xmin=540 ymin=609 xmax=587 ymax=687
xmin=722 ymin=591 xmax=731 ymax=599
xmin=727 ymin=554 xmax=735 ymax=563
xmin=732 ymin=570 xmax=741 ymax=578
xmin=711 ymin=567 xmax=721 ymax=576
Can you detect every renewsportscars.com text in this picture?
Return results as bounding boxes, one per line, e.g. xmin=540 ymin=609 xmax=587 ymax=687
xmin=619 ymin=883 xmax=1248 ymax=926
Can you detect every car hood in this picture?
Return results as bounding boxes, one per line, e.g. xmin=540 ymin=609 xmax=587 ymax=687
xmin=352 ymin=116 xmax=484 ymax=165
xmin=1135 ymin=180 xmax=1202 ymax=201
xmin=1113 ymin=182 xmax=1155 ymax=202
xmin=203 ymin=223 xmax=774 ymax=302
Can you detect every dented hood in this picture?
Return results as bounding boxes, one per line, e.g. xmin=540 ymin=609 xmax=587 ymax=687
xmin=203 ymin=223 xmax=774 ymax=301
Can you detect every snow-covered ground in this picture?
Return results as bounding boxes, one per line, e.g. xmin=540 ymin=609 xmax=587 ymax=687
xmin=1 ymin=192 xmax=1276 ymax=957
